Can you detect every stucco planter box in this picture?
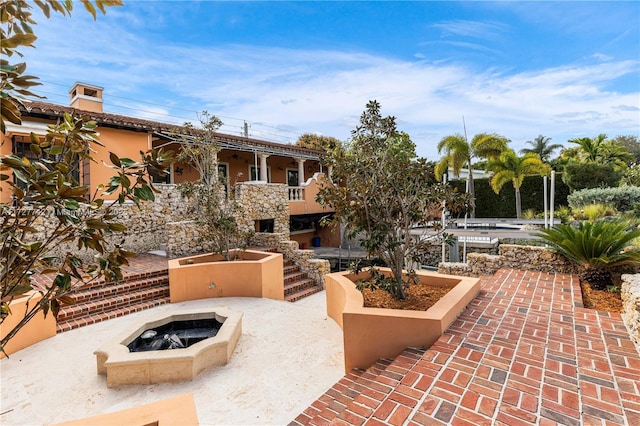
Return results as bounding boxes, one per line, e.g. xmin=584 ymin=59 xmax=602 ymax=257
xmin=168 ymin=249 xmax=284 ymax=302
xmin=325 ymin=268 xmax=480 ymax=371
xmin=53 ymin=392 xmax=198 ymax=426
xmin=1 ymin=291 xmax=57 ymax=358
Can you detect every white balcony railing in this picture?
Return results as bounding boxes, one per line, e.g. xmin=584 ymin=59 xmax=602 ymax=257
xmin=288 ymin=186 xmax=305 ymax=201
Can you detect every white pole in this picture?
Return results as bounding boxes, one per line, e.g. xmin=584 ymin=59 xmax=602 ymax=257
xmin=543 ymin=175 xmax=548 ymax=229
xmin=441 ymin=173 xmax=447 ymax=264
xmin=463 ymin=178 xmax=468 ymax=262
xmin=550 ymin=171 xmax=556 ymax=227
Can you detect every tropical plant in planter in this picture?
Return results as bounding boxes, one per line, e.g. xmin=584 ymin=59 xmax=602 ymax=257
xmin=536 ymin=219 xmax=640 ymax=290
xmin=171 ymin=113 xmax=252 ymax=260
xmin=317 ymin=100 xmax=471 ymax=300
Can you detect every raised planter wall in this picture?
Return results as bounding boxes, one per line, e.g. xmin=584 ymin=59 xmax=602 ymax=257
xmin=325 ymin=268 xmax=480 ymax=372
xmin=438 ymin=244 xmax=581 ymax=277
xmin=0 ymin=291 xmax=57 ymax=359
xmin=53 ymin=392 xmax=198 ymax=426
xmin=622 ymin=274 xmax=640 ymax=351
xmin=168 ymin=249 xmax=284 ymax=302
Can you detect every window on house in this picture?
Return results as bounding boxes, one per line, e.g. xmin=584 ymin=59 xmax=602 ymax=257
xmin=249 ymin=166 xmax=270 ymax=182
xmin=218 ymin=163 xmax=229 ymax=195
xmin=287 ymin=169 xmax=299 ymax=186
xmin=12 ymin=135 xmax=81 ymax=190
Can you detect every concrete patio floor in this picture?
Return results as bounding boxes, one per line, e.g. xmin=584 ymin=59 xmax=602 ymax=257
xmin=0 ymin=292 xmax=345 ymax=425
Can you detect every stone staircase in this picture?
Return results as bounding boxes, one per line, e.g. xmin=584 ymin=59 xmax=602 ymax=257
xmin=56 ymin=268 xmax=170 ymax=333
xmin=290 ymin=346 xmax=427 ymax=425
xmin=283 ymin=258 xmax=324 ymax=302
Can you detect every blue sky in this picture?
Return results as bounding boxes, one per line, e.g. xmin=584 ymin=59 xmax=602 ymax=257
xmin=21 ymin=1 xmax=640 ymax=159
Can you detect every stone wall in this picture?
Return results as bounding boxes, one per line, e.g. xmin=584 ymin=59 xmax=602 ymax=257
xmin=438 ymin=244 xmax=580 ymax=276
xmin=235 ymin=182 xmax=289 ymax=235
xmin=19 ymin=184 xmax=192 ymax=261
xmin=621 ymin=274 xmax=640 ymax=350
xmin=250 ymin=232 xmax=330 ymax=287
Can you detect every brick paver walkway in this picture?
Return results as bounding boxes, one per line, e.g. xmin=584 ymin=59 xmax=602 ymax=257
xmin=293 ymin=269 xmax=640 ymax=425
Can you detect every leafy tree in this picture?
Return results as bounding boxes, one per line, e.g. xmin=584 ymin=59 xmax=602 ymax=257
xmin=612 ymin=135 xmax=640 ymax=165
xmin=1 ymin=112 xmax=173 ymax=354
xmin=1 ymin=0 xmax=123 ymax=134
xmin=621 ymin=164 xmax=640 ymax=186
xmin=171 ymin=113 xmax=251 ymax=259
xmin=435 ymin=132 xmax=509 ymax=217
xmin=568 ymin=134 xmax=632 ymax=169
xmin=317 ymin=101 xmax=470 ymax=300
xmin=563 ymin=162 xmax=623 ymax=191
xmin=295 ymin=133 xmax=341 ymax=153
xmin=537 ymin=220 xmax=640 ymax=289
xmin=1 ymin=0 xmax=175 ymax=355
xmin=519 ymin=135 xmax=563 ymax=163
xmin=486 ymin=150 xmax=550 ymax=218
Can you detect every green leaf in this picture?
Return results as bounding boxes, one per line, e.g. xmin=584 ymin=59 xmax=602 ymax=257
xmin=133 ymin=184 xmax=155 ymax=201
xmin=64 ymin=199 xmax=80 ymax=210
xmin=48 ymin=145 xmax=64 ymax=156
xmin=6 ymin=285 xmax=33 ymax=297
xmin=57 ymin=295 xmax=76 ymax=306
xmin=109 ymin=152 xmax=121 ymax=167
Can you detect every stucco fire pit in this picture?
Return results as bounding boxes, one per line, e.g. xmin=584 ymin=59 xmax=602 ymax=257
xmin=95 ymin=308 xmax=242 ymax=387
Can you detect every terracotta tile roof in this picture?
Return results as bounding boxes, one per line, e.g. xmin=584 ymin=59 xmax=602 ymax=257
xmin=19 ymin=100 xmax=324 ymax=159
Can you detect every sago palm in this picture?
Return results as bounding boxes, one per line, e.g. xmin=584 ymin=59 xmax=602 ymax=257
xmin=537 ymin=220 xmax=640 ymax=289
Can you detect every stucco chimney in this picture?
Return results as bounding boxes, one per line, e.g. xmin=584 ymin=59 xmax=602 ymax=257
xmin=69 ymin=82 xmax=104 ymax=113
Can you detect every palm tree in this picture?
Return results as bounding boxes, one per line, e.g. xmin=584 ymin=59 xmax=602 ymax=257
xmin=486 ymin=150 xmax=550 ymax=219
xmin=519 ymin=135 xmax=563 ymax=163
xmin=435 ymin=132 xmax=509 ymax=217
xmin=568 ymin=134 xmax=632 ymax=168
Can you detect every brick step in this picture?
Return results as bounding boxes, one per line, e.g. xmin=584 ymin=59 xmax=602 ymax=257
xmin=56 ymin=296 xmax=171 ymax=333
xmin=284 ymin=264 xmax=300 ymax=275
xmin=284 ymin=278 xmax=317 ymax=296
xmin=284 ymin=284 xmax=323 ymax=302
xmin=78 ymin=268 xmax=169 ymax=291
xmin=291 ymin=357 xmax=398 ymax=425
xmin=331 ymin=347 xmax=427 ymax=424
xmin=284 ymin=271 xmax=308 ymax=284
xmin=57 ymin=284 xmax=170 ymax=323
xmin=63 ymin=275 xmax=169 ymax=305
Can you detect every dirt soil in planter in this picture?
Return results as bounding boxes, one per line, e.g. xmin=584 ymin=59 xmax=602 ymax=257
xmin=362 ymin=281 xmax=456 ymax=311
xmin=580 ymin=280 xmax=623 ymax=313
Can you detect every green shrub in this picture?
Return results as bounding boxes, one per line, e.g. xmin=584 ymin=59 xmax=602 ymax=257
xmin=568 ymin=186 xmax=640 ymax=212
xmin=536 ymin=219 xmax=640 ymax=289
xmin=573 ymin=203 xmax=618 ymax=221
xmin=554 ymin=205 xmax=573 ymax=224
xmin=563 ymin=161 xmax=622 ymax=191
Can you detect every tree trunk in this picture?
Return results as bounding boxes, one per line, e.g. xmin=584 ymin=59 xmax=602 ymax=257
xmin=515 ymin=187 xmax=522 ymax=219
xmin=467 ymin=157 xmax=475 ymax=218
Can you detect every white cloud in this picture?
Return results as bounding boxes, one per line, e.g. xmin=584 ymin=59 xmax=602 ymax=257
xmin=22 ymin=7 xmax=640 ymax=160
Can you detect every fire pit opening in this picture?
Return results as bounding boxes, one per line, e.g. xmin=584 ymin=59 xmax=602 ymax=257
xmin=127 ymin=318 xmax=224 ymax=352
